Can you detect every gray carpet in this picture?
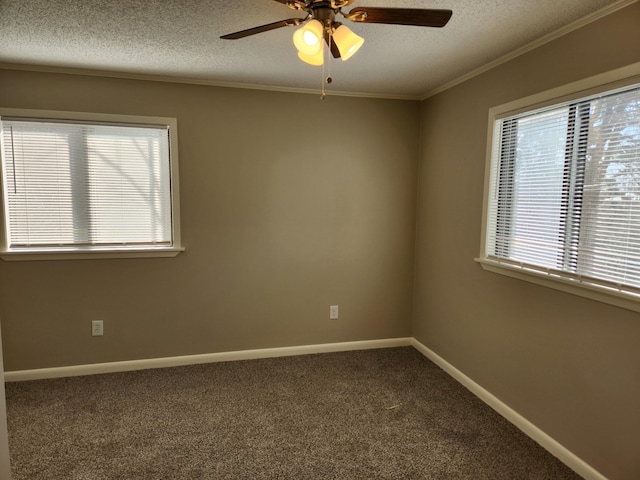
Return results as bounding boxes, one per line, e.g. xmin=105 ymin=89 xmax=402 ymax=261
xmin=5 ymin=347 xmax=583 ymax=479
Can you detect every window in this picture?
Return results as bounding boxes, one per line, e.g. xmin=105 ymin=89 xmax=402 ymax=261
xmin=478 ymin=66 xmax=640 ymax=311
xmin=0 ymin=109 xmax=182 ymax=260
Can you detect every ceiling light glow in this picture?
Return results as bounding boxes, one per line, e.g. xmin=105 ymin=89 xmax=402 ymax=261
xmin=293 ymin=19 xmax=324 ymax=56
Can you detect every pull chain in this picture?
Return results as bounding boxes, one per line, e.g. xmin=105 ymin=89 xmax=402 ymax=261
xmin=321 ymin=44 xmax=326 ymax=99
xmin=321 ymin=29 xmax=333 ymax=100
xmin=327 ymin=29 xmax=333 ymax=85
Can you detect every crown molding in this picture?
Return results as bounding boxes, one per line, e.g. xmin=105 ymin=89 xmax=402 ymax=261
xmin=420 ymin=0 xmax=639 ymax=100
xmin=0 ymin=62 xmax=420 ymax=101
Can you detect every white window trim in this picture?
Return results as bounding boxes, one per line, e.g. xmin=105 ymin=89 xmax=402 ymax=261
xmin=476 ymin=62 xmax=640 ymax=313
xmin=0 ymin=108 xmax=184 ymax=261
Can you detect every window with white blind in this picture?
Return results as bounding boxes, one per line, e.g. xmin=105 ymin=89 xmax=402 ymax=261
xmin=478 ymin=67 xmax=640 ymax=311
xmin=0 ymin=109 xmax=182 ymax=260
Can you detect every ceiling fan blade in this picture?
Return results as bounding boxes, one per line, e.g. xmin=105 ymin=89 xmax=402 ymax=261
xmin=324 ymin=30 xmax=341 ymax=59
xmin=348 ymin=7 xmax=452 ymax=28
xmin=220 ymin=18 xmax=303 ymax=40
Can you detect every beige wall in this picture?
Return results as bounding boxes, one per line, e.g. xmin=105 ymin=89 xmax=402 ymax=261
xmin=414 ymin=3 xmax=640 ymax=480
xmin=0 ymin=70 xmax=419 ymax=370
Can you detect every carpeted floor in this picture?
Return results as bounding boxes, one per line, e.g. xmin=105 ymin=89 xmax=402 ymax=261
xmin=5 ymin=347 xmax=583 ymax=479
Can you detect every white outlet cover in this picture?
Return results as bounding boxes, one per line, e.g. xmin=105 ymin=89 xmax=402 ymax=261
xmin=92 ymin=320 xmax=104 ymax=336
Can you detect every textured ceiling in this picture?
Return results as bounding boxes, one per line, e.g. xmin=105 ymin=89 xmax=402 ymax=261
xmin=0 ymin=0 xmax=631 ymax=99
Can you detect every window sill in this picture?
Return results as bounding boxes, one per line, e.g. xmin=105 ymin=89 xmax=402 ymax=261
xmin=0 ymin=247 xmax=185 ymax=261
xmin=475 ymin=257 xmax=640 ymax=314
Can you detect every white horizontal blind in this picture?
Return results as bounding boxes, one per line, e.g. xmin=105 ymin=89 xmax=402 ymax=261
xmin=579 ymin=88 xmax=640 ymax=286
xmin=1 ymin=118 xmax=172 ymax=249
xmin=487 ymin=84 xmax=640 ymax=291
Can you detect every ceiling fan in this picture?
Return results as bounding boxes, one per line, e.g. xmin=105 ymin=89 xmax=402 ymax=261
xmin=221 ymin=1 xmax=453 ymax=66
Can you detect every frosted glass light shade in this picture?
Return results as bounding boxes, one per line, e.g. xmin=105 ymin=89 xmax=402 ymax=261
xmin=293 ymin=20 xmax=324 ymax=56
xmin=297 ymin=49 xmax=324 ymax=66
xmin=333 ymin=25 xmax=364 ymax=61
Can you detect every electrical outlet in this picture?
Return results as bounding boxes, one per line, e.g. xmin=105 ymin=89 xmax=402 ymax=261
xmin=92 ymin=320 xmax=104 ymax=337
xmin=330 ymin=305 xmax=339 ymax=320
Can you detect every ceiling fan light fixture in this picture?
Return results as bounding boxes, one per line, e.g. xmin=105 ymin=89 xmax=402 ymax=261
xmin=332 ymin=25 xmax=364 ymax=61
xmin=297 ymin=49 xmax=324 ymax=66
xmin=293 ymin=19 xmax=324 ymax=56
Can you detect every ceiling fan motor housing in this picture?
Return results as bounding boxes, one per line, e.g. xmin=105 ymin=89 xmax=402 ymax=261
xmin=309 ymin=1 xmax=337 ymax=29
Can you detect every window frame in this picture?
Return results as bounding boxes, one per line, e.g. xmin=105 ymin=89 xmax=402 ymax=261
xmin=0 ymin=108 xmax=184 ymax=261
xmin=477 ymin=62 xmax=640 ymax=313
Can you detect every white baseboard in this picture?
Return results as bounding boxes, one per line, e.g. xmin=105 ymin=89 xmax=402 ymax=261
xmin=4 ymin=337 xmax=413 ymax=382
xmin=410 ymin=338 xmax=607 ymax=480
